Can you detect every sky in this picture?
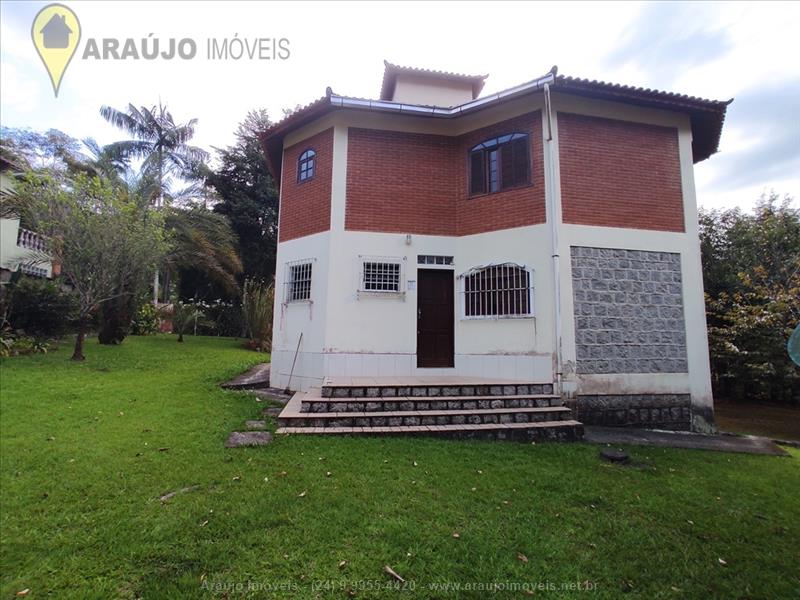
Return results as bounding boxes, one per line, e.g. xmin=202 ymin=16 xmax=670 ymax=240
xmin=1 ymin=0 xmax=798 ymax=211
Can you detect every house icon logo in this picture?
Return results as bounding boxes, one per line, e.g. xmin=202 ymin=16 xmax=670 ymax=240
xmin=40 ymin=13 xmax=72 ymax=49
xmin=31 ymin=3 xmax=81 ymax=97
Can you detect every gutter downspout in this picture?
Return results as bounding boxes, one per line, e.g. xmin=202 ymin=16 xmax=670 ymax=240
xmin=543 ymin=83 xmax=563 ymax=396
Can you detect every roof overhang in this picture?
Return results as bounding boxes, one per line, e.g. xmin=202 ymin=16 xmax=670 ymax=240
xmin=259 ymin=67 xmax=731 ymax=185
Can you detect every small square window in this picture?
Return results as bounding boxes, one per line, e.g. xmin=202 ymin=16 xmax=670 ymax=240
xmin=285 ymin=260 xmax=313 ymax=302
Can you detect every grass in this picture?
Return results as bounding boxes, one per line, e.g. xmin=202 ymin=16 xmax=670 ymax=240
xmin=715 ymin=399 xmax=800 ymax=442
xmin=1 ymin=335 xmax=798 ymax=599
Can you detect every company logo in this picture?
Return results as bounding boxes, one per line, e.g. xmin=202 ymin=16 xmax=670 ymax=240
xmin=30 ymin=2 xmax=290 ymax=98
xmin=31 ymin=3 xmax=81 ymax=97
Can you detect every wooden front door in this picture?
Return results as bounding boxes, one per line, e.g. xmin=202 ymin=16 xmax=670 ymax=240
xmin=417 ymin=269 xmax=454 ymax=368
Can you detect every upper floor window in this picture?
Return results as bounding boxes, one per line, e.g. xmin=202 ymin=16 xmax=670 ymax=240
xmin=297 ymin=149 xmax=316 ymax=183
xmin=469 ymin=133 xmax=530 ymax=196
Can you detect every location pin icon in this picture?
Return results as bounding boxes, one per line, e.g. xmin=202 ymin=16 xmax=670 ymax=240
xmin=31 ymin=3 xmax=81 ymax=97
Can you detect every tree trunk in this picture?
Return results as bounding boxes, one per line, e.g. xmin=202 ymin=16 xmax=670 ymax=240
xmin=72 ymin=323 xmax=86 ymax=361
xmin=178 ymin=331 xmax=184 ymax=343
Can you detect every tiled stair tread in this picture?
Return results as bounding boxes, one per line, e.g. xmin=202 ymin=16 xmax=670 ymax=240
xmin=322 ymin=377 xmax=538 ymax=387
xmin=277 ymin=420 xmax=582 ymax=435
xmin=312 ymin=393 xmax=560 ymax=403
xmin=280 ymin=406 xmax=572 ymax=419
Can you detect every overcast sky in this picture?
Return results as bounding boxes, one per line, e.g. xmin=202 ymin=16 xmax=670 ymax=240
xmin=1 ymin=0 xmax=798 ymax=211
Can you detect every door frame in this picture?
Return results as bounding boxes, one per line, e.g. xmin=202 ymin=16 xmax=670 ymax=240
xmin=416 ymin=267 xmax=455 ymax=369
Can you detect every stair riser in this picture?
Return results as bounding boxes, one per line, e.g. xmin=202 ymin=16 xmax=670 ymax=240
xmin=280 ymin=425 xmax=584 ymax=442
xmin=302 ymin=397 xmax=561 ymax=413
xmin=321 ymin=384 xmax=554 ymax=398
xmin=280 ymin=410 xmax=570 ymax=428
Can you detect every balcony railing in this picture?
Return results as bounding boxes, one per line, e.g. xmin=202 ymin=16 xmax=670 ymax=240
xmin=16 ymin=228 xmax=47 ymax=252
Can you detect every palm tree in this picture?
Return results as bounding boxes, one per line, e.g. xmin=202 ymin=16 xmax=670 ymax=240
xmin=99 ymin=103 xmax=209 ymax=303
xmin=164 ymin=208 xmax=243 ymax=297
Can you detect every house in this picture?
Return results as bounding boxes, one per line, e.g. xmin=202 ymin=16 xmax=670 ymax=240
xmin=40 ymin=14 xmax=72 ymax=49
xmin=0 ymin=154 xmax=55 ymax=282
xmin=258 ymin=62 xmax=730 ymax=435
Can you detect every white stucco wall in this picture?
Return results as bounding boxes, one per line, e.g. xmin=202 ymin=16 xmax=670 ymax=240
xmin=270 ymin=88 xmax=713 ymax=428
xmin=391 ymin=74 xmax=475 ymax=107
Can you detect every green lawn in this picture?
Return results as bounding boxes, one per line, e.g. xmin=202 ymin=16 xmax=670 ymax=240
xmin=1 ymin=336 xmax=798 ymax=599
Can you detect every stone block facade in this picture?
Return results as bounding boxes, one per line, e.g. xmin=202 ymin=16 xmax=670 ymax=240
xmin=568 ymin=394 xmax=692 ymax=430
xmin=571 ymin=246 xmax=688 ymax=374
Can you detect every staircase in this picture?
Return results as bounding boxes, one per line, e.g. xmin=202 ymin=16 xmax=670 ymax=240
xmin=276 ymin=378 xmax=584 ymax=442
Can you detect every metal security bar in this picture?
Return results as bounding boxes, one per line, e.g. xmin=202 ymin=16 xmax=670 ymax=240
xmin=359 ymin=256 xmax=405 ymax=294
xmin=284 ymin=259 xmax=314 ymax=302
xmin=461 ymin=263 xmax=533 ymax=318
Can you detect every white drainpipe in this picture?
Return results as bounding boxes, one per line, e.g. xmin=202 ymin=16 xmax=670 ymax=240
xmin=543 ymin=83 xmax=563 ymax=395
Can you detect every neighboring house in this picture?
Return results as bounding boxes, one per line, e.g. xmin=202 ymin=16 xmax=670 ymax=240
xmin=259 ymin=62 xmax=731 ymax=432
xmin=0 ymin=155 xmax=55 ymax=283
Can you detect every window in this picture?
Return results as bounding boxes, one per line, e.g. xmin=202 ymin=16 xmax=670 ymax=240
xmin=359 ymin=256 xmax=405 ymax=294
xmin=297 ymin=149 xmax=316 ymax=183
xmin=461 ymin=263 xmax=533 ymax=318
xmin=469 ymin=133 xmax=530 ymax=196
xmin=418 ymin=255 xmax=454 ymax=266
xmin=285 ymin=260 xmax=313 ymax=302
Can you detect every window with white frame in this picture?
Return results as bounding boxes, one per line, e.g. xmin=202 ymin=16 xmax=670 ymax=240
xmin=461 ymin=263 xmax=533 ymax=318
xmin=284 ymin=259 xmax=313 ymax=302
xmin=359 ymin=256 xmax=405 ymax=294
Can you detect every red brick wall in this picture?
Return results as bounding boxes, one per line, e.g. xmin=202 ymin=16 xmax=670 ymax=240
xmin=346 ymin=128 xmax=458 ymax=235
xmin=558 ymin=113 xmax=684 ymax=232
xmin=456 ymin=111 xmax=545 ymax=236
xmin=345 ymin=112 xmax=545 ymax=236
xmin=279 ymin=128 xmax=333 ymax=242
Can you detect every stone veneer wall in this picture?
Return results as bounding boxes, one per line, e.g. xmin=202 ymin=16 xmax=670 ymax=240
xmin=571 ymin=246 xmax=688 ymax=374
xmin=568 ymin=394 xmax=692 ymax=430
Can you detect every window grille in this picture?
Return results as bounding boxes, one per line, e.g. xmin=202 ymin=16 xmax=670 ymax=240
xmin=460 ymin=263 xmax=533 ymax=318
xmin=297 ymin=149 xmax=316 ymax=183
xmin=417 ymin=255 xmax=454 ymax=266
xmin=284 ymin=259 xmax=313 ymax=302
xmin=358 ymin=256 xmax=405 ymax=294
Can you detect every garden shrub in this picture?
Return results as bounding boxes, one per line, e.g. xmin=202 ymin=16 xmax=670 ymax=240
xmin=8 ymin=276 xmax=78 ymax=337
xmin=131 ymin=303 xmax=159 ymax=335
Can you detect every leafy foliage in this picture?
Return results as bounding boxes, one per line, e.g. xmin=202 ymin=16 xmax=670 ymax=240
xmin=700 ymin=193 xmax=800 ymax=404
xmin=242 ymin=278 xmax=274 ymax=351
xmin=0 ymin=330 xmax=53 ymax=357
xmin=164 ymin=208 xmax=243 ymax=297
xmin=2 ymin=172 xmax=167 ymax=359
xmin=166 ymin=302 xmax=205 ymax=342
xmin=207 ymin=109 xmax=279 ymax=283
xmin=6 ymin=276 xmax=78 ymax=337
xmin=131 ymin=302 xmax=160 ymax=336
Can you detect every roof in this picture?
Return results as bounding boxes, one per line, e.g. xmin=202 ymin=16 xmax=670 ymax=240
xmin=551 ymin=74 xmax=732 ymax=167
xmin=379 ymin=60 xmax=488 ymax=101
xmin=258 ymin=66 xmax=732 ymax=185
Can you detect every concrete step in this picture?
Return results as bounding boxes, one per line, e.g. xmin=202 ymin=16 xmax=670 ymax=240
xmin=301 ymin=394 xmax=563 ymax=413
xmin=321 ymin=380 xmax=554 ymax=399
xmin=279 ymin=406 xmax=573 ymax=428
xmin=276 ymin=420 xmax=584 ymax=442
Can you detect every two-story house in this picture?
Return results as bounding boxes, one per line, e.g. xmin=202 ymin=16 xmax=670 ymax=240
xmin=259 ymin=62 xmax=730 ymax=436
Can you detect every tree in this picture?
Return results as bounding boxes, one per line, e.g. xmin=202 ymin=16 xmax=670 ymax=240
xmin=168 ymin=302 xmax=204 ymax=343
xmin=99 ymin=103 xmax=210 ymax=302
xmin=164 ymin=207 xmax=243 ymax=298
xmin=2 ymin=173 xmax=166 ymax=360
xmin=700 ymin=193 xmax=800 ymax=404
xmin=207 ymin=110 xmax=279 ymax=283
